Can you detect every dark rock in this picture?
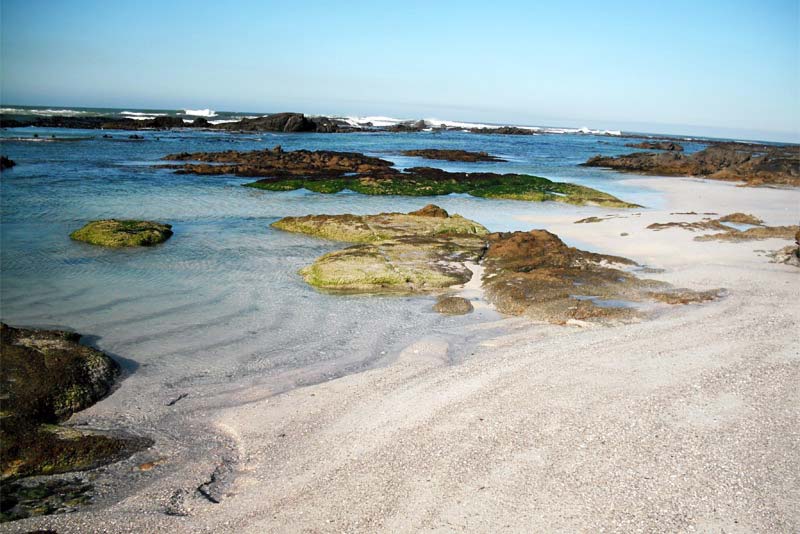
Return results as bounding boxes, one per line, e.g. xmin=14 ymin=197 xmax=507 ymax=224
xmin=386 ymin=120 xmax=428 ymax=132
xmin=211 ymin=112 xmax=352 ymax=133
xmin=192 ymin=117 xmax=210 ymax=127
xmin=1 ymin=156 xmax=15 ymax=170
xmin=0 ymin=323 xmax=150 ymax=481
xmin=584 ymin=142 xmax=800 ymax=187
xmin=402 ymin=149 xmax=506 ymax=162
xmin=128 ymin=134 xmax=144 ymax=140
xmin=625 ymin=141 xmax=684 ymax=151
xmin=469 ymin=126 xmax=537 ymax=136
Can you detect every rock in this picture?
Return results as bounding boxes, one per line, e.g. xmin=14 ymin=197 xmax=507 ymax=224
xmin=694 ymin=225 xmax=799 ymax=242
xmin=584 ymin=141 xmax=800 ymax=187
xmin=386 ymin=120 xmax=427 ymax=132
xmin=481 ymin=230 xmax=720 ymax=324
xmin=433 ymin=296 xmax=474 ymax=315
xmin=768 ymin=245 xmax=800 ymax=267
xmin=273 ymin=207 xmax=485 ymax=243
xmin=409 ymin=204 xmax=449 ymax=218
xmin=192 ymin=117 xmax=210 ymax=127
xmin=128 ymin=134 xmax=144 ymax=140
xmin=70 ymin=220 xmax=173 ymax=247
xmin=0 ymin=156 xmax=15 ymax=170
xmin=625 ymin=141 xmax=683 ymax=151
xmin=718 ymin=212 xmax=763 ymax=225
xmin=469 ymin=126 xmax=537 ymax=136
xmin=273 ymin=207 xmax=487 ymax=292
xmin=0 ymin=323 xmax=150 ymax=481
xmin=161 ymin=148 xmax=639 ymax=208
xmin=401 ymin=149 xmax=506 ymax=162
xmin=211 ymin=112 xmax=353 ymax=133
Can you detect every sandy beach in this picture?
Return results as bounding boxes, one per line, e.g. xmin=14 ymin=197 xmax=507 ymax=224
xmin=8 ymin=175 xmax=797 ymax=533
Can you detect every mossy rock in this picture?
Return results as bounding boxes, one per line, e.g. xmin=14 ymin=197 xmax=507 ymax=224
xmin=433 ymin=296 xmax=474 ymax=315
xmin=273 ymin=206 xmax=487 ymax=293
xmin=272 ymin=206 xmax=488 ymax=244
xmin=300 ymin=236 xmax=486 ymax=292
xmin=70 ymin=219 xmax=173 ymax=247
xmin=0 ymin=323 xmax=150 ymax=481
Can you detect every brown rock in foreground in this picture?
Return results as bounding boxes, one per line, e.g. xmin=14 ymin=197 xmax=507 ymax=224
xmin=433 ymin=296 xmax=474 ymax=315
xmin=584 ymin=142 xmax=800 ymax=187
xmin=482 ymin=230 xmax=721 ymax=324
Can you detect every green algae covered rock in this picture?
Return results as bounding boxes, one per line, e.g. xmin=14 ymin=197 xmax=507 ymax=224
xmin=300 ymin=235 xmax=486 ymax=292
xmin=272 ymin=204 xmax=488 ymax=244
xmin=433 ymin=296 xmax=474 ymax=315
xmin=273 ymin=205 xmax=488 ymax=292
xmin=0 ymin=323 xmax=149 ymax=481
xmin=70 ymin=219 xmax=173 ymax=247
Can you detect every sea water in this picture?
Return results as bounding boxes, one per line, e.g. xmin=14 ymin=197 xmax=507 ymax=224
xmin=0 ymin=123 xmax=688 ymax=397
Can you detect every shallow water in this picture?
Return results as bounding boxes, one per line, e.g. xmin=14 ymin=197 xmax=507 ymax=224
xmin=0 ymin=127 xmax=689 ymax=393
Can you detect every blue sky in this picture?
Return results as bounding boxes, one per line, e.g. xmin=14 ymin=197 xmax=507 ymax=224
xmin=1 ymin=0 xmax=797 ymax=141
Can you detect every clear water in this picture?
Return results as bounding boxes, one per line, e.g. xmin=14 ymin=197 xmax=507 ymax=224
xmin=0 ymin=126 xmax=690 ymax=397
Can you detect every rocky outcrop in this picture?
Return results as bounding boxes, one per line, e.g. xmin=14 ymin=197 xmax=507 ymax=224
xmin=646 ymin=213 xmax=799 ymax=242
xmin=273 ymin=206 xmax=488 ymax=292
xmin=162 ymin=147 xmax=639 ymax=208
xmin=386 ymin=120 xmax=428 ymax=132
xmin=481 ymin=230 xmax=722 ymax=324
xmin=0 ymin=156 xmax=15 ymax=171
xmin=70 ymin=220 xmax=173 ymax=247
xmin=584 ymin=142 xmax=800 ymax=186
xmin=625 ymin=141 xmax=683 ymax=151
xmin=402 ymin=149 xmax=506 ymax=162
xmin=212 ymin=112 xmax=352 ymax=133
xmin=273 ymin=207 xmax=487 ymax=243
xmin=0 ymin=323 xmax=149 ymax=481
xmin=469 ymin=126 xmax=537 ymax=136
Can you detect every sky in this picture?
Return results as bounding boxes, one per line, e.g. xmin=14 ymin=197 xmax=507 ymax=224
xmin=1 ymin=0 xmax=798 ymax=142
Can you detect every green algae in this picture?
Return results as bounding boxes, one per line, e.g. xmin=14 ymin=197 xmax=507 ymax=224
xmin=246 ymin=172 xmax=639 ymax=208
xmin=70 ymin=219 xmax=173 ymax=247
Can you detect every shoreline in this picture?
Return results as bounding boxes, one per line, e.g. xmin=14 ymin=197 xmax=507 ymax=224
xmin=6 ymin=175 xmax=800 ymax=532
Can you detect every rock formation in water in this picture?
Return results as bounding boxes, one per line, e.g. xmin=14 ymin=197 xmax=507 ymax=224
xmin=0 ymin=323 xmax=149 ymax=483
xmin=273 ymin=205 xmax=488 ymax=292
xmin=274 ymin=206 xmax=722 ymax=323
xmin=0 ymin=156 xmax=15 ymax=170
xmin=70 ymin=220 xmax=173 ymax=247
xmin=584 ymin=142 xmax=800 ymax=187
xmin=625 ymin=141 xmax=683 ymax=151
xmin=402 ymin=149 xmax=506 ymax=162
xmin=162 ymin=146 xmax=638 ymax=208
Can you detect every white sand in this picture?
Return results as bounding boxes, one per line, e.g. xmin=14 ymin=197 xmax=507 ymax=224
xmin=12 ymin=177 xmax=799 ymax=533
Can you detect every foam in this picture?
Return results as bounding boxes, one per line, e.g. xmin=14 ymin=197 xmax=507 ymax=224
xmin=183 ymin=108 xmax=218 ymax=118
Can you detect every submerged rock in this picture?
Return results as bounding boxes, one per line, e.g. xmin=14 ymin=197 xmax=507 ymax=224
xmin=0 ymin=323 xmax=149 ymax=481
xmin=433 ymin=296 xmax=474 ymax=315
xmin=584 ymin=142 xmax=800 ymax=187
xmin=0 ymin=156 xmax=15 ymax=171
xmin=163 ymin=147 xmax=638 ymax=208
xmin=70 ymin=219 xmax=173 ymax=247
xmin=402 ymin=149 xmax=506 ymax=162
xmin=273 ymin=206 xmax=488 ymax=292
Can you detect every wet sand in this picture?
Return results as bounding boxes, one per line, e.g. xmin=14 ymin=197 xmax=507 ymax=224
xmin=9 ymin=177 xmax=799 ymax=533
